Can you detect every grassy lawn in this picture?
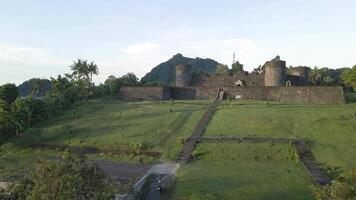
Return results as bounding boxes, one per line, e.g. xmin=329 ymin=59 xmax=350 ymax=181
xmin=0 ymin=142 xmax=61 ymax=181
xmin=0 ymin=99 xmax=210 ymax=181
xmin=29 ymin=99 xmax=210 ymax=160
xmin=204 ymin=101 xmax=356 ymax=173
xmin=174 ymin=143 xmax=312 ymax=200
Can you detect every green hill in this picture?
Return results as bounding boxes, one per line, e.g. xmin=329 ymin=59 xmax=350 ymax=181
xmin=141 ymin=53 xmax=219 ymax=86
xmin=17 ymin=78 xmax=52 ymax=97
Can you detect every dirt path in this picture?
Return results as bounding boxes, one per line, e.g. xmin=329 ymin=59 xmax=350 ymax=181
xmin=94 ymin=160 xmax=150 ymax=184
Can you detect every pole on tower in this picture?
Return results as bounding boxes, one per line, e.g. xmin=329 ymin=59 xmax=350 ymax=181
xmin=233 ymin=52 xmax=236 ymax=64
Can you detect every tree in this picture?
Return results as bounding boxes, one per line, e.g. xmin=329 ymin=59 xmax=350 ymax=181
xmin=342 ymin=65 xmax=356 ymax=90
xmin=215 ymin=64 xmax=229 ymax=75
xmin=230 ymin=61 xmax=244 ymax=74
xmin=104 ymin=73 xmax=140 ymax=96
xmin=87 ymin=61 xmax=99 ymax=85
xmin=253 ymin=65 xmax=264 ymax=74
xmin=6 ymin=152 xmax=117 ymax=199
xmin=30 ymin=79 xmax=44 ymax=97
xmin=0 ymin=100 xmax=15 ymax=142
xmin=0 ymin=83 xmax=19 ymax=104
xmin=119 ymin=73 xmax=140 ymax=86
xmin=70 ymin=59 xmax=89 ymax=81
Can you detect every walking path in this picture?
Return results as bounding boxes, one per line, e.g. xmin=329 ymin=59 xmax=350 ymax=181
xmin=178 ymin=100 xmax=219 ymax=164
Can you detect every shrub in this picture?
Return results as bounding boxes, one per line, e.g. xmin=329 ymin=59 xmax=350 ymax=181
xmin=311 ymin=169 xmax=356 ymax=200
xmin=4 ymin=152 xmax=117 ymax=199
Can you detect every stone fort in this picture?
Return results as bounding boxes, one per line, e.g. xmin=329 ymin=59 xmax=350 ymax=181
xmin=120 ymin=57 xmax=345 ymax=104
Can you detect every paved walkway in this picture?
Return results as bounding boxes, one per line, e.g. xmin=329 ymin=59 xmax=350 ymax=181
xmin=95 ymin=160 xmax=150 ymax=184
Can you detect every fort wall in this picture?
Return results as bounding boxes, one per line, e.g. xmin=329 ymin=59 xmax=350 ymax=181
xmin=192 ymin=73 xmax=264 ymax=87
xmin=120 ymin=86 xmax=344 ymax=104
xmin=119 ymin=87 xmax=170 ymax=101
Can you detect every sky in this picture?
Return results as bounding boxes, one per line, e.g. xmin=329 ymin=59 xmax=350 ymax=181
xmin=0 ymin=0 xmax=356 ymax=85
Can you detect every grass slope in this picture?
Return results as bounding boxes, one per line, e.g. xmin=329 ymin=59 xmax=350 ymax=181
xmin=35 ymin=99 xmax=210 ymax=160
xmin=0 ymin=99 xmax=210 ymax=181
xmin=174 ymin=143 xmax=312 ymax=200
xmin=205 ymin=101 xmax=356 ymax=174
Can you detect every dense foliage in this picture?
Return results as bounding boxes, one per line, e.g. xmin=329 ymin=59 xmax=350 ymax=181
xmin=104 ymin=73 xmax=140 ymax=95
xmin=230 ymin=61 xmax=244 ymax=74
xmin=309 ymin=67 xmax=350 ymax=86
xmin=0 ymin=59 xmax=108 ymax=145
xmin=1 ymin=152 xmax=117 ymax=200
xmin=141 ymin=53 xmax=219 ymax=86
xmin=342 ymin=65 xmax=356 ymax=91
xmin=0 ymin=84 xmax=19 ymax=104
xmin=215 ymin=64 xmax=229 ymax=75
xmin=312 ymin=169 xmax=356 ymax=200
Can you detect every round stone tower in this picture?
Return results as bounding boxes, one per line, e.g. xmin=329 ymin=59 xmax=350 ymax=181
xmin=264 ymin=58 xmax=286 ymax=86
xmin=175 ymin=64 xmax=192 ymax=87
xmin=291 ymin=66 xmax=309 ymax=86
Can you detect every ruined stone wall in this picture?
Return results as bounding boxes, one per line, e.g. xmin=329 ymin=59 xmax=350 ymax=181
xmin=191 ymin=73 xmax=264 ymax=87
xmin=170 ymin=87 xmax=196 ymax=99
xmin=267 ymin=87 xmax=344 ymax=104
xmin=291 ymin=67 xmax=309 ymax=86
xmin=119 ymin=87 xmax=170 ymax=101
xmin=285 ymin=75 xmax=302 ymax=86
xmin=170 ymin=86 xmax=344 ymax=104
xmin=120 ymin=86 xmax=344 ymax=104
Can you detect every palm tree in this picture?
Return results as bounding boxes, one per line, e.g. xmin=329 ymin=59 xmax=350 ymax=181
xmin=31 ymin=79 xmax=44 ymax=97
xmin=70 ymin=59 xmax=89 ymax=81
xmin=87 ymin=61 xmax=99 ymax=85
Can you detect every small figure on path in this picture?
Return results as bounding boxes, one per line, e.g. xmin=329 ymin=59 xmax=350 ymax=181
xmin=157 ymin=177 xmax=162 ymax=194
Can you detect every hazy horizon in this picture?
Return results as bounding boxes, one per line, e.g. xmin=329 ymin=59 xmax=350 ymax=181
xmin=1 ymin=0 xmax=356 ymax=85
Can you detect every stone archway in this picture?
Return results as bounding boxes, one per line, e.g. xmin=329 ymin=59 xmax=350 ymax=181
xmin=286 ymin=80 xmax=292 ymax=87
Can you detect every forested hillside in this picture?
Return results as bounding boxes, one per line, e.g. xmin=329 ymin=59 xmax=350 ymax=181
xmin=141 ymin=54 xmax=219 ymax=86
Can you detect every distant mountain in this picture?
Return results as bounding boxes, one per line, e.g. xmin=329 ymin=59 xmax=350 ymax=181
xmin=18 ymin=78 xmax=52 ymax=97
xmin=141 ymin=54 xmax=219 ymax=86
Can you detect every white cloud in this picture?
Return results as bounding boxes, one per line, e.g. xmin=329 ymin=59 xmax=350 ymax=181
xmin=120 ymin=42 xmax=160 ymax=55
xmin=0 ymin=43 xmax=66 ymax=65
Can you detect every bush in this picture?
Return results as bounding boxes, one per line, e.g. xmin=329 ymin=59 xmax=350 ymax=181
xmin=4 ymin=152 xmax=118 ymax=200
xmin=312 ymin=169 xmax=356 ymax=200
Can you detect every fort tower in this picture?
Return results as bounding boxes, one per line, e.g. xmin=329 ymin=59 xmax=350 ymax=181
xmin=264 ymin=57 xmax=286 ymax=86
xmin=291 ymin=66 xmax=309 ymax=86
xmin=175 ymin=64 xmax=192 ymax=87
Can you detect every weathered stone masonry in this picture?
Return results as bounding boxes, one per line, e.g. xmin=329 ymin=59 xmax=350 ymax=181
xmin=119 ymin=57 xmax=345 ymax=104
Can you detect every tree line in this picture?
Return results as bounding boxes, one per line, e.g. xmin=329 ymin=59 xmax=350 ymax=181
xmin=0 ymin=59 xmax=142 ymax=145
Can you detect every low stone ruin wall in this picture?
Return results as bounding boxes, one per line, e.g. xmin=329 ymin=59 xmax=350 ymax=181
xmin=119 ymin=87 xmax=170 ymax=101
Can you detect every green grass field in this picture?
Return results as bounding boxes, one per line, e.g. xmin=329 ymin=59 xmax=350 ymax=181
xmin=174 ymin=143 xmax=312 ymax=200
xmin=204 ymin=101 xmax=356 ymax=174
xmin=1 ymin=95 xmax=356 ymax=198
xmin=34 ymin=99 xmax=210 ymax=160
xmin=0 ymin=99 xmax=210 ymax=180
